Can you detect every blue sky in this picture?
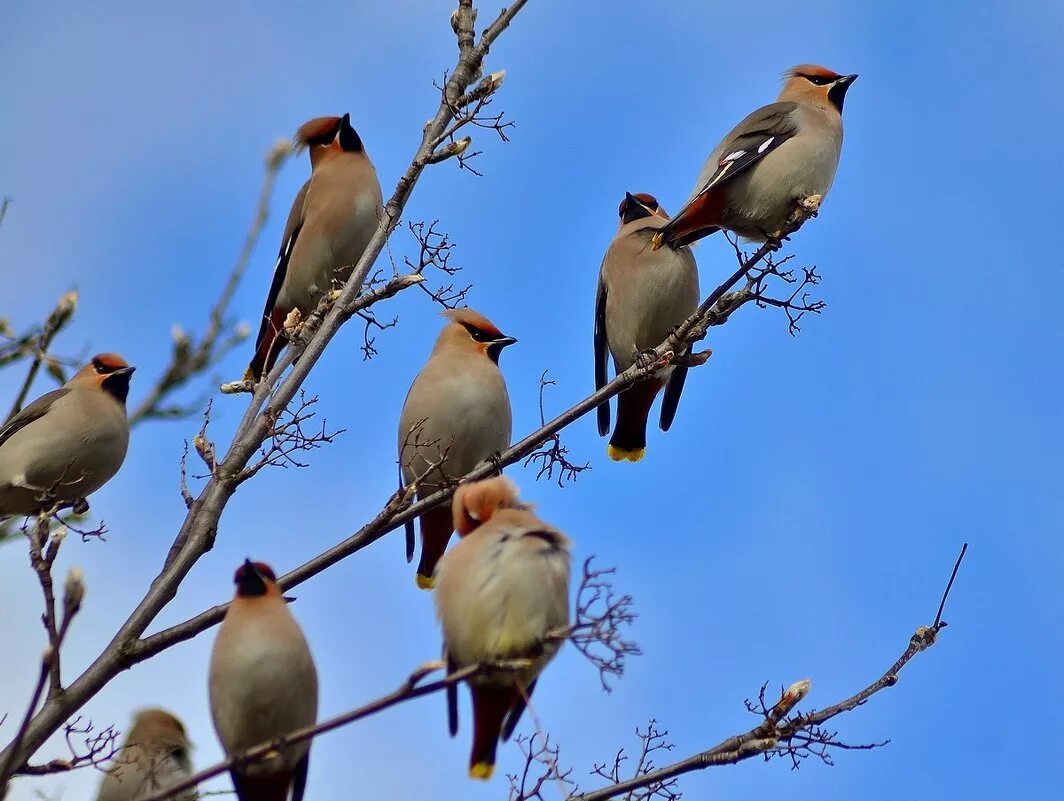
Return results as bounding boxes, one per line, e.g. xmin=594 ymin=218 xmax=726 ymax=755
xmin=1 ymin=1 xmax=1061 ymax=799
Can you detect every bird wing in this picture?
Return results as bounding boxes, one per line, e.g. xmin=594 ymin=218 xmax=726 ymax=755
xmin=594 ymin=273 xmax=610 ymax=436
xmin=399 ymin=461 xmax=415 ymax=562
xmin=0 ymin=388 xmax=68 ymax=449
xmin=251 ymin=181 xmax=309 ymax=356
xmin=446 ymin=650 xmax=460 ymax=737
xmin=689 ymin=102 xmax=800 ymax=198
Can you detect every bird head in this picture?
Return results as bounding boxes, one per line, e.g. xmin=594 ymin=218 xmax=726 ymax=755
xmin=437 ymin=308 xmax=517 ymax=365
xmin=295 ymin=113 xmax=365 ymax=166
xmin=233 ymin=559 xmax=279 ymax=598
xmin=780 ymin=65 xmax=858 ymax=113
xmin=452 ymin=476 xmax=522 ymax=535
xmin=125 ymin=708 xmax=192 ymax=771
xmin=618 ymin=192 xmax=668 ymax=226
xmin=70 ymin=353 xmax=135 ymax=404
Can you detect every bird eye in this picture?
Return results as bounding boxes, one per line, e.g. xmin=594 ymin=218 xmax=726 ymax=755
xmin=804 ymin=74 xmax=833 ymax=86
xmin=92 ymin=358 xmax=113 ymax=374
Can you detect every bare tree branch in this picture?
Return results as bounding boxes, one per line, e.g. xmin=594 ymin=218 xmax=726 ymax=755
xmin=3 ymin=292 xmax=78 ymax=422
xmin=127 ymin=142 xmax=290 ymax=425
xmin=567 ymin=544 xmax=969 ymax=801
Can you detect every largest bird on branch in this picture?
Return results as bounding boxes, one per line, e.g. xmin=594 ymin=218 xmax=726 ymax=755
xmin=245 ymin=113 xmax=384 ymax=382
xmin=653 ymin=65 xmax=857 ymax=250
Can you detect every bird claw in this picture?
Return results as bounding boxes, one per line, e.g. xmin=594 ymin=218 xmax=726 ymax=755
xmin=796 ymin=194 xmax=822 ymax=216
xmin=71 ymin=498 xmax=89 ymax=516
xmin=634 ymin=348 xmax=660 ymax=370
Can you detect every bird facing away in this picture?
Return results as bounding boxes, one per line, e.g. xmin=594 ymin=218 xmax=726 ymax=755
xmin=245 ymin=113 xmax=384 ymax=381
xmin=397 ymin=309 xmax=515 ymax=590
xmin=435 ymin=476 xmax=571 ymax=780
xmin=209 ymin=560 xmax=318 ymax=801
xmin=596 ymin=192 xmax=700 ymax=462
xmin=96 ymin=709 xmax=195 ymax=801
xmin=0 ymin=353 xmax=133 ymax=518
xmin=653 ymin=65 xmax=857 ymax=250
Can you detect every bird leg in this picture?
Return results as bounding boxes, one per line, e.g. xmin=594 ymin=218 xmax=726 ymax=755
xmin=634 ymin=348 xmax=670 ymax=371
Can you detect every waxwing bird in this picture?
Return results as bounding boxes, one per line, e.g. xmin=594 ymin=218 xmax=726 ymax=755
xmin=245 ymin=113 xmax=384 ymax=381
xmin=653 ymin=65 xmax=857 ymax=250
xmin=209 ymin=560 xmax=318 ymax=801
xmin=0 ymin=353 xmax=133 ymax=518
xmin=397 ymin=309 xmax=515 ymax=590
xmin=435 ymin=477 xmax=571 ymax=780
xmin=96 ymin=709 xmax=195 ymax=801
xmin=596 ymin=193 xmax=699 ymax=462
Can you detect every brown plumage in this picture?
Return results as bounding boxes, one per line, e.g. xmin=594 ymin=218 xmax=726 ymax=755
xmin=209 ymin=561 xmax=318 ymax=801
xmin=0 ymin=352 xmax=133 ymax=517
xmin=436 ymin=477 xmax=571 ymax=779
xmin=595 ymin=193 xmax=699 ymax=462
xmin=653 ymin=64 xmax=857 ymax=249
xmin=246 ymin=113 xmax=383 ymax=381
xmin=398 ymin=309 xmax=515 ymax=589
xmin=96 ymin=709 xmax=194 ymax=801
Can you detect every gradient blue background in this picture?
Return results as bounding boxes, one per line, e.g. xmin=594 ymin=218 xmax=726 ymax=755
xmin=1 ymin=1 xmax=1060 ymax=798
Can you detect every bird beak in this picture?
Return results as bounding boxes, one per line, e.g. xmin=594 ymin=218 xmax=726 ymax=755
xmin=494 ymin=336 xmax=517 ymax=348
xmin=113 ymin=366 xmax=136 ymax=378
xmin=620 ymin=193 xmax=655 ymax=225
xmin=838 ymin=74 xmax=858 ymax=86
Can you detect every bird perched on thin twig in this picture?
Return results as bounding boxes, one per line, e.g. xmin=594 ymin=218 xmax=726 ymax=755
xmin=398 ymin=309 xmax=515 ymax=590
xmin=596 ymin=192 xmax=699 ymax=462
xmin=653 ymin=65 xmax=857 ymax=250
xmin=209 ymin=560 xmax=318 ymax=801
xmin=245 ymin=113 xmax=383 ymax=382
xmin=96 ymin=708 xmax=195 ymax=801
xmin=0 ymin=353 xmax=134 ymax=518
xmin=436 ymin=477 xmax=571 ymax=780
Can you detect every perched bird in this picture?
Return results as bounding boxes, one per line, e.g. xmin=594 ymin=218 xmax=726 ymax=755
xmin=653 ymin=65 xmax=858 ymax=250
xmin=595 ymin=192 xmax=699 ymax=462
xmin=397 ymin=309 xmax=515 ymax=590
xmin=245 ymin=113 xmax=384 ymax=381
xmin=436 ymin=477 xmax=571 ymax=780
xmin=209 ymin=560 xmax=318 ymax=801
xmin=96 ymin=709 xmax=195 ymax=801
xmin=0 ymin=353 xmax=134 ymax=518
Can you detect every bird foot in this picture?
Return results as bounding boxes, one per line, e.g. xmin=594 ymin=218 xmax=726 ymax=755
xmin=795 ymin=193 xmax=822 ymax=216
xmin=673 ymin=348 xmax=713 ymax=368
xmin=71 ymin=498 xmax=90 ymax=516
xmin=282 ymin=308 xmax=304 ymax=337
xmin=634 ymin=348 xmax=660 ymax=370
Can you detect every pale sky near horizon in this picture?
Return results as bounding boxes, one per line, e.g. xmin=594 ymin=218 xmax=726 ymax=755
xmin=1 ymin=1 xmax=1061 ymax=799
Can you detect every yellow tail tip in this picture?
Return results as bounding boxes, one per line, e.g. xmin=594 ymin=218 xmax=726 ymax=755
xmin=415 ymin=573 xmax=436 ymax=591
xmin=607 ymin=444 xmax=645 ymax=463
xmin=469 ymin=762 xmax=494 ymax=780
xmin=650 ymin=232 xmax=664 ymax=251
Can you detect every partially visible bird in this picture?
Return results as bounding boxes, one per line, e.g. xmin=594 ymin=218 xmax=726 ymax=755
xmin=0 ymin=353 xmax=134 ymax=518
xmin=209 ymin=560 xmax=318 ymax=801
xmin=652 ymin=65 xmax=857 ymax=250
xmin=245 ymin=113 xmax=383 ymax=381
xmin=398 ymin=309 xmax=515 ymax=590
xmin=595 ymin=192 xmax=699 ymax=462
xmin=436 ymin=477 xmax=571 ymax=780
xmin=96 ymin=708 xmax=195 ymax=801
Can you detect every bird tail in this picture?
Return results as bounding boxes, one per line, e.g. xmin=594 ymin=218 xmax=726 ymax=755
xmin=245 ymin=307 xmax=288 ymax=383
xmin=607 ymin=380 xmax=663 ymax=463
xmin=651 ymin=192 xmax=723 ymax=251
xmin=415 ymin=504 xmax=454 ymax=590
xmin=469 ymin=683 xmax=519 ymax=780
xmin=230 ymin=769 xmax=292 ymax=801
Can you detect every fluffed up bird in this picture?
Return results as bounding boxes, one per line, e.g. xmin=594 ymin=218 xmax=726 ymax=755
xmin=245 ymin=113 xmax=384 ymax=381
xmin=652 ymin=65 xmax=857 ymax=250
xmin=436 ymin=477 xmax=571 ymax=780
xmin=596 ymin=192 xmax=699 ymax=462
xmin=209 ymin=560 xmax=318 ymax=801
xmin=96 ymin=709 xmax=195 ymax=801
xmin=398 ymin=309 xmax=515 ymax=590
xmin=0 ymin=353 xmax=134 ymax=518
